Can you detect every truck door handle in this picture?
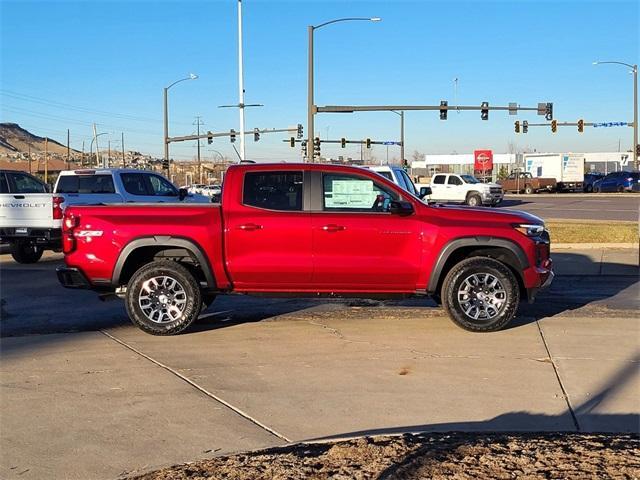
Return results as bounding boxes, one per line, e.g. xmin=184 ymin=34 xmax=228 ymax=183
xmin=322 ymin=224 xmax=345 ymax=232
xmin=238 ymin=223 xmax=262 ymax=231
xmin=13 ymin=195 xmax=25 ymax=199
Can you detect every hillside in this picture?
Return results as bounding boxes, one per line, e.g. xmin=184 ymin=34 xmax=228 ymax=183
xmin=0 ymin=123 xmax=79 ymax=154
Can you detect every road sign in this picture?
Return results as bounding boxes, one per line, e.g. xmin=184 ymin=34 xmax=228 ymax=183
xmin=382 ymin=141 xmax=399 ymax=145
xmin=592 ymin=122 xmax=628 ymax=128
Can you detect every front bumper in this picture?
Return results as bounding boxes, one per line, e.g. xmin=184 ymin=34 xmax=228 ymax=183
xmin=56 ymin=267 xmax=91 ymax=289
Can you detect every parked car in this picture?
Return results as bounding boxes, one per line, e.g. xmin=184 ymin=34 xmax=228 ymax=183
xmin=592 ymin=171 xmax=640 ymax=193
xmin=57 ymin=163 xmax=553 ymax=335
xmin=425 ymin=173 xmax=503 ymax=206
xmin=54 ymin=169 xmax=210 ymax=209
xmin=498 ymin=172 xmax=556 ymax=194
xmin=0 ymin=170 xmax=61 ymax=263
xmin=362 ymin=165 xmax=420 ymax=197
xmin=583 ymin=172 xmax=604 ymax=192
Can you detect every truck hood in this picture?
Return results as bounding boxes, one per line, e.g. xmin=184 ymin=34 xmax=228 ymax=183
xmin=429 ymin=204 xmax=544 ymax=225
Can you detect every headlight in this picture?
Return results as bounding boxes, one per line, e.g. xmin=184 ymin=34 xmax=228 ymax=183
xmin=513 ymin=223 xmax=545 ymax=236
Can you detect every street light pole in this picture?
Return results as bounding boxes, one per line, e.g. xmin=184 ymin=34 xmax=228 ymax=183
xmin=307 ymin=17 xmax=381 ymax=163
xmin=594 ymin=61 xmax=638 ymax=169
xmin=392 ymin=110 xmax=404 ymax=165
xmin=163 ymin=73 xmax=198 ymax=167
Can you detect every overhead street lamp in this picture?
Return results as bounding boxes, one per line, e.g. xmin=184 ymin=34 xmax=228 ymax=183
xmin=593 ymin=61 xmax=638 ymax=168
xmin=307 ymin=16 xmax=381 ymax=162
xmin=164 ymin=73 xmax=198 ymax=165
xmin=90 ymin=132 xmax=108 ymax=167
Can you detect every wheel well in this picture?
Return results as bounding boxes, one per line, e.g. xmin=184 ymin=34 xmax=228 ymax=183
xmin=117 ymin=246 xmax=208 ymax=287
xmin=465 ymin=190 xmax=481 ymax=199
xmin=434 ymin=246 xmax=526 ymax=298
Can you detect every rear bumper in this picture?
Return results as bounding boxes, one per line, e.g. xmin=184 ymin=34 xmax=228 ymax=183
xmin=0 ymin=227 xmax=61 ymax=247
xmin=56 ymin=267 xmax=91 ymax=289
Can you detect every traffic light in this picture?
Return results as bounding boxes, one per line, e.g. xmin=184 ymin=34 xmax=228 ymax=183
xmin=636 ymin=144 xmax=640 ymax=157
xmin=522 ymin=120 xmax=529 ymax=134
xmin=230 ymin=129 xmax=236 ymax=143
xmin=440 ymin=100 xmax=448 ymax=120
xmin=162 ymin=159 xmax=170 ymax=170
xmin=481 ymin=102 xmax=489 ymax=121
xmin=301 ymin=140 xmax=308 ymax=158
xmin=551 ymin=120 xmax=557 ymax=133
xmin=313 ymin=137 xmax=321 ymax=159
xmin=290 ymin=137 xmax=295 ymax=148
xmin=366 ymin=138 xmax=371 ymax=149
xmin=207 ymin=131 xmax=213 ymax=145
xmin=297 ymin=124 xmax=304 ymax=139
xmin=341 ymin=137 xmax=346 ymax=148
xmin=254 ymin=128 xmax=260 ymax=142
xmin=515 ymin=121 xmax=520 ymax=133
xmin=545 ymin=102 xmax=553 ymax=121
xmin=577 ymin=119 xmax=584 ymax=133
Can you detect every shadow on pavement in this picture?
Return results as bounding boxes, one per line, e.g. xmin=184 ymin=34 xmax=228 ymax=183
xmin=1 ymin=252 xmax=637 ymax=338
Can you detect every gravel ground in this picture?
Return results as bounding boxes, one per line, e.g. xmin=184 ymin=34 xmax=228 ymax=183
xmin=130 ymin=433 xmax=639 ymax=480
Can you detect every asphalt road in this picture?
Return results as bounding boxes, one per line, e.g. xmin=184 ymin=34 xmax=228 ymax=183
xmin=1 ymin=252 xmax=638 ymax=479
xmin=498 ymin=193 xmax=639 ymax=222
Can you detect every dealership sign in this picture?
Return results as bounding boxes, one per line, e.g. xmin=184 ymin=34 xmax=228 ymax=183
xmin=474 ymin=150 xmax=494 ymax=171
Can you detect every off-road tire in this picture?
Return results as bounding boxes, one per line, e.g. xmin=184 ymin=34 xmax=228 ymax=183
xmin=466 ymin=193 xmax=482 ymax=207
xmin=11 ymin=243 xmax=44 ymax=264
xmin=125 ymin=260 xmax=202 ymax=335
xmin=524 ymin=185 xmax=534 ymax=194
xmin=441 ymin=257 xmax=519 ymax=332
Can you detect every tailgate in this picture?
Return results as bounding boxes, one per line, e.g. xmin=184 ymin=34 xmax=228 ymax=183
xmin=0 ymin=193 xmax=55 ymax=228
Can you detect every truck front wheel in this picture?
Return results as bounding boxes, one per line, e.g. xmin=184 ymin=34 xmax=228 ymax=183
xmin=125 ymin=260 xmax=202 ymax=335
xmin=441 ymin=257 xmax=519 ymax=332
xmin=524 ymin=185 xmax=534 ymax=194
xmin=11 ymin=243 xmax=44 ymax=264
xmin=466 ymin=193 xmax=482 ymax=207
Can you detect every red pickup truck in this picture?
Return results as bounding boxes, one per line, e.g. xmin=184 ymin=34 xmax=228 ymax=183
xmin=57 ymin=163 xmax=553 ymax=335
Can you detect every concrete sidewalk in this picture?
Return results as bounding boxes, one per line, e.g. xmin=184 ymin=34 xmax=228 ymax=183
xmin=552 ymin=246 xmax=639 ymax=276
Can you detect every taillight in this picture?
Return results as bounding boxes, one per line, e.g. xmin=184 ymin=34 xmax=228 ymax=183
xmin=53 ymin=196 xmax=65 ymax=220
xmin=62 ymin=212 xmax=79 ymax=254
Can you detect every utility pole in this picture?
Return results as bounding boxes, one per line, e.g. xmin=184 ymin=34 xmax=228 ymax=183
xmin=81 ymin=141 xmax=85 ymax=167
xmin=92 ymin=123 xmax=99 ymax=167
xmin=44 ymin=138 xmax=48 ymax=184
xmin=28 ymin=144 xmax=31 ymax=174
xmin=237 ymin=0 xmax=246 ymax=161
xmin=194 ymin=116 xmax=204 ymax=183
xmin=66 ymin=129 xmax=70 ymax=170
xmin=121 ymin=132 xmax=125 ymax=168
xmin=108 ymin=140 xmax=111 ymax=168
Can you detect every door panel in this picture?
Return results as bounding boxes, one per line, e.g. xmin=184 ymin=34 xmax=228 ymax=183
xmin=311 ymin=171 xmax=421 ymax=291
xmin=224 ymin=170 xmax=312 ymax=289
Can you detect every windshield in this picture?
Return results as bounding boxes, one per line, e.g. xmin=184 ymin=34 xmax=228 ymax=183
xmin=460 ymin=175 xmax=480 ymax=184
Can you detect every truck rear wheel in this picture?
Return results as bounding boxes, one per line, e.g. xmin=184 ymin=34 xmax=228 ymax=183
xmin=11 ymin=243 xmax=44 ymax=264
xmin=441 ymin=257 xmax=519 ymax=332
xmin=125 ymin=260 xmax=202 ymax=335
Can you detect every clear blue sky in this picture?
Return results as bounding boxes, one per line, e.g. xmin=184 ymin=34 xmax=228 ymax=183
xmin=1 ymin=0 xmax=638 ymax=162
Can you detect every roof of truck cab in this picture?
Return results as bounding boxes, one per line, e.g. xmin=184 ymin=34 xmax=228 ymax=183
xmin=58 ymin=168 xmax=163 ymax=175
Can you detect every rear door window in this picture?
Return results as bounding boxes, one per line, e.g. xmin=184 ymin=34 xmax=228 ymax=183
xmin=432 ymin=175 xmax=446 ymax=185
xmin=243 ymin=171 xmax=303 ymax=211
xmin=121 ymin=173 xmax=151 ymax=196
xmin=0 ymin=173 xmax=9 ymax=193
xmin=7 ymin=172 xmax=47 ymax=193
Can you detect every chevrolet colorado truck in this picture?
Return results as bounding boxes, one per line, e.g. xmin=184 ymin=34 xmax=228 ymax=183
xmin=57 ymin=163 xmax=553 ymax=335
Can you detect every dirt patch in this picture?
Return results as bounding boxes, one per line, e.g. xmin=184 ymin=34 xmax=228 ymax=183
xmin=130 ymin=433 xmax=638 ymax=480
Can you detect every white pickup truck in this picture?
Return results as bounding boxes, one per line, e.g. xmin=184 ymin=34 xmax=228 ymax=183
xmin=0 ymin=170 xmax=61 ymax=263
xmin=424 ymin=173 xmax=504 ymax=206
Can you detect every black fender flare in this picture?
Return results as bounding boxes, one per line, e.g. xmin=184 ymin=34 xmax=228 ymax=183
xmin=111 ymin=236 xmax=216 ymax=288
xmin=427 ymin=237 xmax=529 ymax=293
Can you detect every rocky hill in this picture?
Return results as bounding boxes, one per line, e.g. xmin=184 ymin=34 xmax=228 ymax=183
xmin=0 ymin=123 xmax=79 ymax=154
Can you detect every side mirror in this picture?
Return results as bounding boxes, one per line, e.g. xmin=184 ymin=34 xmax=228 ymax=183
xmin=178 ymin=188 xmax=188 ymax=201
xmin=389 ymin=200 xmax=414 ymax=216
xmin=419 ymin=186 xmax=432 ymax=199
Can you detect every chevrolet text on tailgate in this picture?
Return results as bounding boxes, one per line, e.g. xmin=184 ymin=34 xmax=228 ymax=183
xmin=57 ymin=163 xmax=554 ymax=335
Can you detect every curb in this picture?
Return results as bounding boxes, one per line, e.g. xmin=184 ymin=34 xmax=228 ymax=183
xmin=553 ymin=243 xmax=639 ymax=249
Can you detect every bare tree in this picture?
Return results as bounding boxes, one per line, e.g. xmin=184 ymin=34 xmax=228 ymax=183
xmin=412 ymin=150 xmax=425 ymax=162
